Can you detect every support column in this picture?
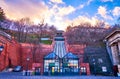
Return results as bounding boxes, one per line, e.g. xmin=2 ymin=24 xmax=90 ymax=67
xmin=118 ymin=42 xmax=120 ymax=64
xmin=111 ymin=45 xmax=119 ymax=65
xmin=118 ymin=42 xmax=120 ymax=55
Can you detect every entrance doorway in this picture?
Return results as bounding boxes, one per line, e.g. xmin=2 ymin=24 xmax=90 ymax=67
xmin=32 ymin=63 xmax=41 ymax=75
xmin=49 ymin=63 xmax=55 ymax=75
xmin=8 ymin=58 xmax=12 ymax=68
xmin=35 ymin=67 xmax=40 ymax=75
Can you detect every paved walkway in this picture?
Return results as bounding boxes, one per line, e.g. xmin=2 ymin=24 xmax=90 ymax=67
xmin=0 ymin=76 xmax=120 ymax=79
xmin=0 ymin=75 xmax=120 ymax=79
xmin=0 ymin=72 xmax=120 ymax=79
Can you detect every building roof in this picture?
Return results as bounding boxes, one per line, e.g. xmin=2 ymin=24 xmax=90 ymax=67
xmin=56 ymin=30 xmax=64 ymax=33
xmin=105 ymin=30 xmax=120 ymax=40
xmin=45 ymin=31 xmax=67 ymax=58
xmin=63 ymin=52 xmax=78 ymax=59
xmin=44 ymin=52 xmax=59 ymax=59
xmin=54 ymin=37 xmax=65 ymax=41
xmin=0 ymin=30 xmax=11 ymax=40
xmin=53 ymin=41 xmax=67 ymax=58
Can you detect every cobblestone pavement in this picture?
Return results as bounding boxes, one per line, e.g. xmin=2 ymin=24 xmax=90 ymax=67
xmin=0 ymin=72 xmax=120 ymax=79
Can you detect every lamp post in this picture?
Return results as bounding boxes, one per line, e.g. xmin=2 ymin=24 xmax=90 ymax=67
xmin=92 ymin=58 xmax=96 ymax=76
xmin=26 ymin=58 xmax=30 ymax=76
xmin=0 ymin=45 xmax=4 ymax=71
xmin=0 ymin=45 xmax=4 ymax=54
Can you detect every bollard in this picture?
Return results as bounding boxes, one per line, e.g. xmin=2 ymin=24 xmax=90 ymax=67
xmin=30 ymin=70 xmax=32 ymax=76
xmin=26 ymin=70 xmax=29 ymax=76
xmin=32 ymin=71 xmax=34 ymax=76
xmin=27 ymin=70 xmax=30 ymax=76
xmin=22 ymin=70 xmax=26 ymax=76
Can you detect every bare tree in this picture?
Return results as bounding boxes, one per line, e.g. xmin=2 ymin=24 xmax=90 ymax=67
xmin=65 ymin=23 xmax=107 ymax=46
xmin=13 ymin=18 xmax=32 ymax=42
xmin=49 ymin=25 xmax=57 ymax=38
xmin=0 ymin=7 xmax=5 ymax=22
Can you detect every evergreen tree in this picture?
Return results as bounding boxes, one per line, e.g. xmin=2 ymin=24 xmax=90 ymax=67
xmin=0 ymin=7 xmax=5 ymax=21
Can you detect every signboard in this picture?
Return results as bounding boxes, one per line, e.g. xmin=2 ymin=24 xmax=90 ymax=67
xmin=63 ymin=63 xmax=68 ymax=67
xmin=49 ymin=63 xmax=55 ymax=67
xmin=102 ymin=66 xmax=107 ymax=72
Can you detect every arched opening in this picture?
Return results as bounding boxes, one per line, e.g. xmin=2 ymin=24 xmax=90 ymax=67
xmin=8 ymin=58 xmax=12 ymax=68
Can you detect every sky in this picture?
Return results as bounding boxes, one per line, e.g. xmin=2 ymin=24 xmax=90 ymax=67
xmin=0 ymin=0 xmax=120 ymax=30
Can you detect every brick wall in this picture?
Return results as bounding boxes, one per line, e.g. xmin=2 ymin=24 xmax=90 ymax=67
xmin=20 ymin=43 xmax=52 ymax=74
xmin=0 ymin=36 xmax=21 ymax=71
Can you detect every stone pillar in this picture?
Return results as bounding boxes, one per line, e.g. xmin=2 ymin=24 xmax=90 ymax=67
xmin=118 ymin=42 xmax=120 ymax=54
xmin=111 ymin=45 xmax=119 ymax=65
xmin=118 ymin=42 xmax=120 ymax=64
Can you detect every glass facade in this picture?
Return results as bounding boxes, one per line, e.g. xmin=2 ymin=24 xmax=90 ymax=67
xmin=44 ymin=59 xmax=59 ymax=73
xmin=62 ymin=59 xmax=79 ymax=73
xmin=44 ymin=53 xmax=79 ymax=75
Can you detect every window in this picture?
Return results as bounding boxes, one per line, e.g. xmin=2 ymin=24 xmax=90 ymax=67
xmin=98 ymin=58 xmax=103 ymax=63
xmin=44 ymin=59 xmax=59 ymax=72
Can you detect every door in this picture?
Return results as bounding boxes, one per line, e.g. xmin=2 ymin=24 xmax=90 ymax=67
xmin=35 ymin=67 xmax=40 ymax=75
xmin=81 ymin=67 xmax=87 ymax=75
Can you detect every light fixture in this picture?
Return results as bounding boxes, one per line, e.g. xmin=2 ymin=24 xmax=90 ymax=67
xmin=0 ymin=45 xmax=4 ymax=54
xmin=27 ymin=58 xmax=30 ymax=61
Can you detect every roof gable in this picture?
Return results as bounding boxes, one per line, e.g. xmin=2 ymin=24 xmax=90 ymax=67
xmin=63 ymin=52 xmax=78 ymax=59
xmin=105 ymin=30 xmax=120 ymax=39
xmin=44 ymin=52 xmax=59 ymax=59
xmin=0 ymin=30 xmax=11 ymax=40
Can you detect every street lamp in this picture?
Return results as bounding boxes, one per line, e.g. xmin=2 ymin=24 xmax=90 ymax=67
xmin=27 ymin=58 xmax=30 ymax=61
xmin=0 ymin=45 xmax=4 ymax=54
xmin=26 ymin=58 xmax=30 ymax=76
xmin=92 ymin=58 xmax=96 ymax=76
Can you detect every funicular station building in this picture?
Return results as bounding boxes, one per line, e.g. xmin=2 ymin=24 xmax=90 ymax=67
xmin=44 ymin=31 xmax=79 ymax=75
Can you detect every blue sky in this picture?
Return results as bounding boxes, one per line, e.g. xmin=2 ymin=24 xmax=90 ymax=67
xmin=0 ymin=0 xmax=120 ymax=30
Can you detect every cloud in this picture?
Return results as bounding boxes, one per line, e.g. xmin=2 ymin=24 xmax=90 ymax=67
xmin=112 ymin=7 xmax=120 ymax=16
xmin=101 ymin=0 xmax=113 ymax=2
xmin=87 ymin=0 xmax=94 ymax=5
xmin=0 ymin=0 xmax=49 ymax=23
xmin=77 ymin=0 xmax=93 ymax=10
xmin=45 ymin=4 xmax=76 ymax=30
xmin=77 ymin=4 xmax=85 ymax=9
xmin=71 ymin=16 xmax=99 ymax=26
xmin=50 ymin=0 xmax=64 ymax=4
xmin=57 ymin=6 xmax=75 ymax=16
xmin=98 ymin=6 xmax=107 ymax=17
xmin=48 ymin=16 xmax=102 ymax=30
xmin=0 ymin=0 xmax=77 ymax=30
xmin=0 ymin=0 xmax=111 ymax=30
xmin=67 ymin=16 xmax=110 ymax=29
xmin=97 ymin=6 xmax=113 ymax=20
xmin=48 ymin=16 xmax=103 ymax=30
